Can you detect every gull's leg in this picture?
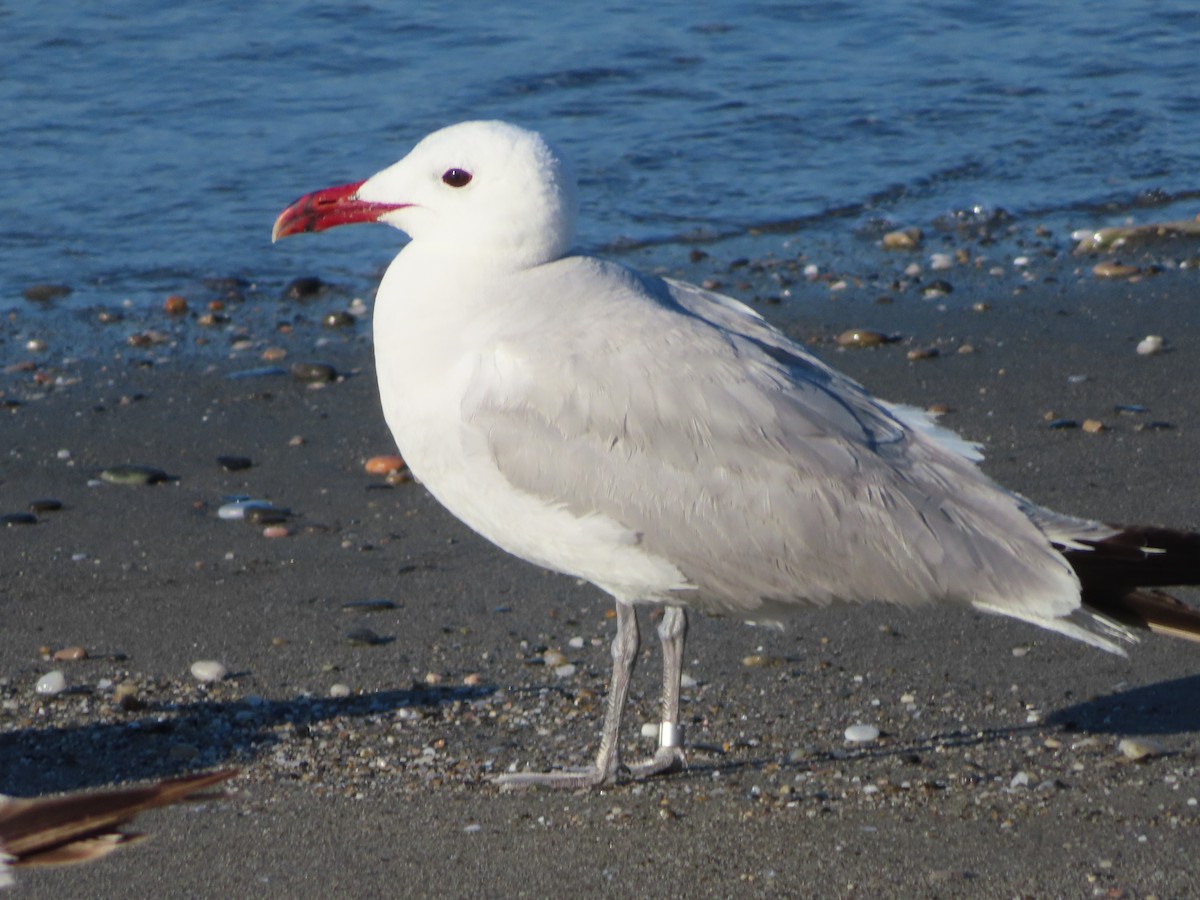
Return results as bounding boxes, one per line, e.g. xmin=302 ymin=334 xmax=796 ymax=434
xmin=494 ymin=600 xmax=640 ymax=788
xmin=627 ymin=605 xmax=688 ymax=777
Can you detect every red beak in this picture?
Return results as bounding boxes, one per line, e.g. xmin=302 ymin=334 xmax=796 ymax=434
xmin=271 ymin=180 xmax=408 ymax=242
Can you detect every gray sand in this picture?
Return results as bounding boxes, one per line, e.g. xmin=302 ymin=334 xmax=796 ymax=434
xmin=3 ymin=249 xmax=1199 ymax=897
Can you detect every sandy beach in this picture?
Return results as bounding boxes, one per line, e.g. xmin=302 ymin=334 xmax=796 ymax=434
xmin=3 ymin=239 xmax=1200 ymax=897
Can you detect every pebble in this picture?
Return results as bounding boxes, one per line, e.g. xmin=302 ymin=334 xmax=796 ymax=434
xmin=567 ymin=636 xmax=585 ymax=649
xmin=1092 ymin=261 xmax=1139 ymax=279
xmin=906 ymin=347 xmax=939 ymax=361
xmin=329 ymin=683 xmax=352 ymax=698
xmin=1118 ymin=737 xmax=1165 ymax=761
xmin=35 ymin=671 xmax=67 ymax=695
xmin=881 ymin=227 xmax=922 ymax=250
xmin=100 ymin=464 xmax=170 ymax=486
xmin=346 ymin=627 xmax=388 ymax=646
xmin=553 ymin=664 xmax=577 ymax=679
xmin=836 ymin=329 xmax=890 ymax=349
xmin=542 ymin=649 xmax=569 ymax=668
xmin=217 ymin=455 xmax=254 ymax=472
xmin=1136 ymin=335 xmax=1164 ymax=356
xmin=283 ymin=276 xmax=326 ymax=299
xmin=23 ymin=283 xmax=73 ymax=302
xmin=844 ymin=724 xmax=880 ymax=743
xmin=163 ymin=294 xmax=189 ymax=315
xmin=323 ymin=311 xmax=356 ymax=328
xmin=290 ymin=362 xmax=338 ymax=383
xmin=929 ymin=253 xmax=953 ymax=270
xmin=261 ymin=346 xmax=288 ymax=362
xmin=217 ymin=499 xmax=276 ymax=521
xmin=29 ymin=498 xmax=63 ymax=513
xmin=2 ymin=512 xmax=38 ymax=526
xmin=190 ymin=660 xmax=228 ymax=683
xmin=1081 ymin=419 xmax=1105 ymax=433
xmin=364 ymin=455 xmax=405 ymax=476
xmin=262 ymin=524 xmax=290 ymax=539
xmin=52 ymin=646 xmax=88 ymax=661
xmin=26 ymin=338 xmax=48 ymax=352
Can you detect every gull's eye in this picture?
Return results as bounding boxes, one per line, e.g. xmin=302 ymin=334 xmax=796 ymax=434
xmin=442 ymin=168 xmax=473 ymax=188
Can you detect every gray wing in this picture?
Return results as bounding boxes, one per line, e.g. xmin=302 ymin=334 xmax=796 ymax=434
xmin=461 ymin=256 xmax=1084 ymax=625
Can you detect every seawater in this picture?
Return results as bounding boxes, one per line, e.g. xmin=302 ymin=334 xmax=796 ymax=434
xmin=4 ymin=0 xmax=1200 ymax=314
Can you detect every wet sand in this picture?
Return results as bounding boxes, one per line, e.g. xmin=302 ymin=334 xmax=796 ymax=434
xmin=3 ymin=246 xmax=1200 ymax=897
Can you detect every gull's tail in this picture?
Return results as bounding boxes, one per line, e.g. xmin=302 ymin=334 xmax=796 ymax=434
xmin=1062 ymin=526 xmax=1200 ymax=642
xmin=0 ymin=769 xmax=236 ymax=879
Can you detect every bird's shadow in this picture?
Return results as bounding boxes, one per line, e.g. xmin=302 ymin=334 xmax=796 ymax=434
xmin=2 ymin=675 xmax=1197 ymax=796
xmin=0 ymin=683 xmax=495 ymax=797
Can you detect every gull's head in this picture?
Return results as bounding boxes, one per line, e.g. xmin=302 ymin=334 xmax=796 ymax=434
xmin=273 ymin=121 xmax=578 ymax=269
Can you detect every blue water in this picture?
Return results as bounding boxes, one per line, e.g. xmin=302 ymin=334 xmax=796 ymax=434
xmin=4 ymin=1 xmax=1200 ymax=316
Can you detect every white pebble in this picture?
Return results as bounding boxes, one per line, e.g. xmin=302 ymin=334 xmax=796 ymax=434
xmin=844 ymin=723 xmax=879 ymax=743
xmin=217 ymin=499 xmax=274 ymax=521
xmin=1011 ymin=646 xmax=1028 ymax=657
xmin=542 ymin=649 xmax=568 ymax=667
xmin=803 ymin=263 xmax=820 ymax=279
xmin=56 ymin=449 xmax=72 ymax=460
xmin=1010 ymin=771 xmax=1030 ymax=788
xmin=329 ymin=683 xmax=352 ymax=698
xmin=35 ymin=670 xmax=67 ymax=695
xmin=463 ymin=823 xmax=482 ymax=834
xmin=553 ymin=663 xmax=576 ymax=679
xmin=641 ymin=722 xmax=660 ymax=739
xmin=1136 ymin=335 xmax=1164 ymax=356
xmin=680 ymin=672 xmax=699 ymax=689
xmin=190 ymin=660 xmax=227 ymax=683
xmin=567 ymin=636 xmax=585 ymax=649
xmin=1118 ymin=737 xmax=1164 ymax=760
xmin=929 ymin=253 xmax=953 ymax=270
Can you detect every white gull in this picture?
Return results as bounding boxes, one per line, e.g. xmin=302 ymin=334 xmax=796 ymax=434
xmin=274 ymin=120 xmax=1200 ymax=787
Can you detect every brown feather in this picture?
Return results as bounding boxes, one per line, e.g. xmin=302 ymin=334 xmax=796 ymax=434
xmin=0 ymin=769 xmax=235 ymax=867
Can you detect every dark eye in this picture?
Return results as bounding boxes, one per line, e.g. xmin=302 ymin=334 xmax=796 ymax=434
xmin=442 ymin=168 xmax=472 ymax=188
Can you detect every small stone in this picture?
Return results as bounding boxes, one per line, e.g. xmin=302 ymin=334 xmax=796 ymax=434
xmin=262 ymin=524 xmax=290 ymax=538
xmin=553 ymin=663 xmax=577 ymax=679
xmin=567 ymin=636 xmax=585 ymax=649
xmin=836 ymin=329 xmax=889 ymax=349
xmin=52 ymin=646 xmax=88 ymax=662
xmin=323 ymin=311 xmax=356 ymax=328
xmin=163 ymin=294 xmax=189 ymax=315
xmin=261 ymin=346 xmax=288 ymax=362
xmin=906 ymin=347 xmax=939 ymax=361
xmin=542 ymin=649 xmax=568 ymax=668
xmin=217 ymin=499 xmax=275 ymax=521
xmin=926 ymin=403 xmax=951 ymax=416
xmin=190 ymin=660 xmax=228 ymax=683
xmin=217 ymin=455 xmax=254 ymax=472
xmin=329 ymin=683 xmax=352 ymax=698
xmin=35 ymin=671 xmax=67 ymax=695
xmin=26 ymin=338 xmax=47 ymax=352
xmin=100 ymin=464 xmax=170 ymax=486
xmin=29 ymin=498 xmax=63 ymax=513
xmin=1081 ymin=419 xmax=1105 ymax=433
xmin=290 ymin=362 xmax=338 ymax=383
xmin=881 ymin=228 xmax=922 ymax=250
xmin=283 ymin=276 xmax=325 ymax=300
xmin=971 ymin=302 xmax=991 ymax=313
xmin=424 ymin=672 xmax=443 ymax=684
xmin=1011 ymin=646 xmax=1028 ymax=657
xmin=365 ymin=455 xmax=405 ymax=476
xmin=346 ymin=627 xmax=387 ymax=646
xmin=2 ymin=512 xmax=38 ymax=526
xmin=641 ymin=722 xmax=660 ymax=739
xmin=921 ymin=279 xmax=953 ymax=297
xmin=1010 ymin=771 xmax=1030 ymax=788
xmin=1136 ymin=335 xmax=1164 ymax=356
xmin=844 ymin=724 xmax=880 ymax=743
xmin=463 ymin=673 xmax=482 ymax=686
xmin=23 ymin=283 xmax=73 ymax=302
xmin=741 ymin=654 xmax=784 ymax=668
xmin=1093 ymin=261 xmax=1139 ymax=279
xmin=929 ymin=253 xmax=953 ymax=270
xmin=1118 ymin=737 xmax=1165 ymax=761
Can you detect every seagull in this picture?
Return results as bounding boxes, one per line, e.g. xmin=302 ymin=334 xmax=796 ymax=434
xmin=0 ymin=770 xmax=235 ymax=886
xmin=274 ymin=120 xmax=1200 ymax=787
